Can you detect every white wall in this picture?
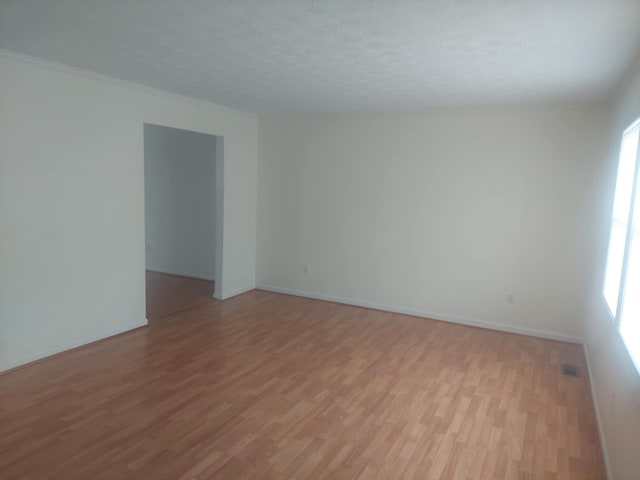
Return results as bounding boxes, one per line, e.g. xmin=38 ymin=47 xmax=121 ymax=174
xmin=257 ymin=106 xmax=610 ymax=342
xmin=0 ymin=51 xmax=258 ymax=371
xmin=584 ymin=54 xmax=640 ymax=480
xmin=144 ymin=124 xmax=217 ymax=280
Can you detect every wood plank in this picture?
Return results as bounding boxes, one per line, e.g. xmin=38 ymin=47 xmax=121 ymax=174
xmin=0 ymin=282 xmax=606 ymax=479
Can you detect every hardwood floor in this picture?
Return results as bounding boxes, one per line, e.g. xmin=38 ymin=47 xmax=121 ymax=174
xmin=145 ymin=270 xmax=214 ymax=320
xmin=1 ymin=288 xmax=605 ymax=479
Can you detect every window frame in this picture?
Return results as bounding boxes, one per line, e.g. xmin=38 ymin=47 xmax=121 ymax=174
xmin=605 ymin=116 xmax=640 ymax=376
xmin=610 ymin=118 xmax=640 ymax=323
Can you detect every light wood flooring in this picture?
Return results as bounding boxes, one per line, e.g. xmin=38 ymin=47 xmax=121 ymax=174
xmin=1 ymin=278 xmax=605 ymax=479
xmin=146 ymin=270 xmax=214 ymax=320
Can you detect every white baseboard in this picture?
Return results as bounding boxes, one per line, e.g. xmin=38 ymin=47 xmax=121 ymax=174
xmin=255 ymin=284 xmax=583 ymax=344
xmin=583 ymin=343 xmax=612 ymax=480
xmin=214 ymin=285 xmax=255 ymax=300
xmin=146 ymin=267 xmax=214 ymax=281
xmin=0 ymin=318 xmax=148 ymax=373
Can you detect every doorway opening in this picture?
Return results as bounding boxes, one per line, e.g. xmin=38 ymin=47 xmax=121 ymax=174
xmin=143 ymin=123 xmax=223 ymax=321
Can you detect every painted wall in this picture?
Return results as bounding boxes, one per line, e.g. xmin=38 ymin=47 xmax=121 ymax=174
xmin=144 ymin=124 xmax=217 ymax=280
xmin=256 ymin=106 xmax=610 ymax=342
xmin=584 ymin=55 xmax=640 ymax=480
xmin=0 ymin=51 xmax=258 ymax=371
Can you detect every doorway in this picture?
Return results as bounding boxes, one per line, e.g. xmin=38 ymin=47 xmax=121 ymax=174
xmin=143 ymin=123 xmax=222 ymax=320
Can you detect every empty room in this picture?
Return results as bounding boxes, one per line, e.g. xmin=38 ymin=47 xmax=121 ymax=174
xmin=1 ymin=1 xmax=639 ymax=479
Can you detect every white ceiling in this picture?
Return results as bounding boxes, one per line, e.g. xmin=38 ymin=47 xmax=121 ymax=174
xmin=1 ymin=0 xmax=639 ymax=113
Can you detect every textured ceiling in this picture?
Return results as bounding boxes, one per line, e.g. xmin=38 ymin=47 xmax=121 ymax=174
xmin=1 ymin=0 xmax=639 ymax=113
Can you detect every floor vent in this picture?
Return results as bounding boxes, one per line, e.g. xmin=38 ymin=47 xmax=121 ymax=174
xmin=561 ymin=364 xmax=580 ymax=377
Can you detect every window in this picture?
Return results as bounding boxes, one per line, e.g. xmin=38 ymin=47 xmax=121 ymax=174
xmin=604 ymin=117 xmax=640 ymax=373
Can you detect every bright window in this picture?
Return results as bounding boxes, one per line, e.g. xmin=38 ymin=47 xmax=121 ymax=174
xmin=604 ymin=117 xmax=640 ymax=372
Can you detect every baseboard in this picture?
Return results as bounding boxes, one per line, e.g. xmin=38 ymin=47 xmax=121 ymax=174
xmin=0 ymin=318 xmax=148 ymax=374
xmin=255 ymin=284 xmax=583 ymax=344
xmin=583 ymin=343 xmax=612 ymax=480
xmin=146 ymin=267 xmax=214 ymax=281
xmin=214 ymin=285 xmax=255 ymax=300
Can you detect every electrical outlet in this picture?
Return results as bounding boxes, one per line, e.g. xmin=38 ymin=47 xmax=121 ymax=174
xmin=303 ymin=265 xmax=309 ymax=274
xmin=146 ymin=243 xmax=152 ymax=252
xmin=506 ymin=294 xmax=514 ymax=304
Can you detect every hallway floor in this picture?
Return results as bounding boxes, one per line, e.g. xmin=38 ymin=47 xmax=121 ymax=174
xmin=145 ymin=270 xmax=214 ymax=321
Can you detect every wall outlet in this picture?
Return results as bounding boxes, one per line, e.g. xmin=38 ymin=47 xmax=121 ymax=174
xmin=303 ymin=265 xmax=309 ymax=274
xmin=146 ymin=243 xmax=152 ymax=252
xmin=506 ymin=294 xmax=514 ymax=304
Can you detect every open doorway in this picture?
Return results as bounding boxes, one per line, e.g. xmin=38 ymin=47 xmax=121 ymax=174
xmin=143 ymin=123 xmax=223 ymax=321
